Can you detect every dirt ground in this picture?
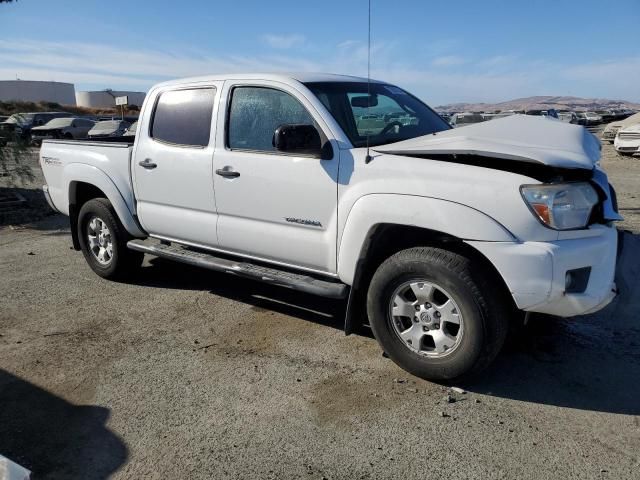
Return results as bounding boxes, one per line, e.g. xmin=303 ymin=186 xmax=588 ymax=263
xmin=1 ymin=133 xmax=639 ymax=479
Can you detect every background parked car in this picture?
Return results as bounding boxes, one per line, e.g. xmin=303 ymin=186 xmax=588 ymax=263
xmin=437 ymin=112 xmax=452 ymax=124
xmin=614 ymin=123 xmax=640 ymax=156
xmin=31 ymin=117 xmax=96 ymax=145
xmin=87 ymin=119 xmax=131 ymax=139
xmin=0 ymin=112 xmax=74 ymax=142
xmin=450 ymin=112 xmax=485 ymax=127
xmin=558 ymin=112 xmax=579 ymax=124
xmin=576 ymin=111 xmax=603 ymax=126
xmin=525 ymin=109 xmax=559 ymax=119
xmin=483 ymin=112 xmax=515 ymax=122
xmin=595 ymin=110 xmax=616 ymax=123
xmin=602 ymin=112 xmax=640 ymax=143
xmin=123 ymin=121 xmax=138 ymax=137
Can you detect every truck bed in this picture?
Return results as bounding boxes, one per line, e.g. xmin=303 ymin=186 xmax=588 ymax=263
xmin=40 ymin=138 xmax=135 ymax=218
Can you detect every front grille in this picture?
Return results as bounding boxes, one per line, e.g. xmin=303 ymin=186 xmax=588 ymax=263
xmin=619 ymin=132 xmax=640 ymax=140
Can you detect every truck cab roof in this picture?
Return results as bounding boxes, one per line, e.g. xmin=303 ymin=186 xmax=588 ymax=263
xmin=153 ymin=72 xmax=383 ymax=89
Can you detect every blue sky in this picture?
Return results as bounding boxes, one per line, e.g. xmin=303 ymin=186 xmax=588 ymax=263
xmin=1 ymin=0 xmax=638 ymax=105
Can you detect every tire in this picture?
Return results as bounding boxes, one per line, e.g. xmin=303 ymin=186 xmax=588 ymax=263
xmin=367 ymin=247 xmax=509 ymax=381
xmin=77 ymin=198 xmax=143 ymax=279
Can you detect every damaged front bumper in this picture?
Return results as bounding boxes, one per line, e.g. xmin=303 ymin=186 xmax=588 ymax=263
xmin=467 ymin=224 xmax=619 ymax=318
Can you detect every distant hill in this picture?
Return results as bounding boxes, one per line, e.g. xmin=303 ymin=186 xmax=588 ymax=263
xmin=0 ymin=100 xmax=139 ymax=117
xmin=435 ymin=96 xmax=640 ymax=113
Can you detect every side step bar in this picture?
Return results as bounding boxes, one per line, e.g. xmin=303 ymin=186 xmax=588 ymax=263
xmin=127 ymin=240 xmax=348 ymax=299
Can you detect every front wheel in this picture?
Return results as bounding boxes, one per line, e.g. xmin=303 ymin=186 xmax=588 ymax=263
xmin=367 ymin=247 xmax=508 ymax=381
xmin=77 ymin=198 xmax=143 ymax=279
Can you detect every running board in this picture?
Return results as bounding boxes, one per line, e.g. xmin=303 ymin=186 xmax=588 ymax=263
xmin=127 ymin=240 xmax=348 ymax=299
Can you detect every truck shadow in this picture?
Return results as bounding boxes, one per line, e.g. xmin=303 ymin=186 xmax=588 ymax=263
xmin=125 ymin=233 xmax=640 ymax=416
xmin=462 ymin=231 xmax=640 ymax=416
xmin=0 ymin=369 xmax=128 ymax=479
xmin=463 ymin=314 xmax=640 ymax=415
xmin=132 ymin=257 xmax=348 ymax=332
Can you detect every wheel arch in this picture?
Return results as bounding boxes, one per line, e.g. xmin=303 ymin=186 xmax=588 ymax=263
xmin=340 ymin=194 xmax=517 ymax=334
xmin=65 ymin=164 xmax=145 ymax=249
xmin=338 ymin=194 xmax=515 ymax=286
xmin=344 ymin=222 xmax=517 ymax=334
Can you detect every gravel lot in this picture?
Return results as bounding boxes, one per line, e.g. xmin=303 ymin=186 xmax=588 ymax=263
xmin=1 ymin=135 xmax=639 ymax=479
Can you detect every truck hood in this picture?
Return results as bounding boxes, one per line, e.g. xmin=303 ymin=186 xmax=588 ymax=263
xmin=375 ymin=115 xmax=600 ymax=170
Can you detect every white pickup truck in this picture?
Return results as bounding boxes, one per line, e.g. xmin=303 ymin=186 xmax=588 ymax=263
xmin=40 ymin=73 xmax=622 ymax=381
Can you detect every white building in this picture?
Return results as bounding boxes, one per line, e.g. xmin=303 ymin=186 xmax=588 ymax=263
xmin=0 ymin=80 xmax=76 ymax=104
xmin=76 ymin=90 xmax=147 ymax=109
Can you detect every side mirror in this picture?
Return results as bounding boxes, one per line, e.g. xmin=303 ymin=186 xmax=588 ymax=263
xmin=273 ymin=124 xmax=322 ymax=156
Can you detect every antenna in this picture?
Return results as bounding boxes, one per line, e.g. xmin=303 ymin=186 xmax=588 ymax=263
xmin=365 ymin=0 xmax=373 ymax=164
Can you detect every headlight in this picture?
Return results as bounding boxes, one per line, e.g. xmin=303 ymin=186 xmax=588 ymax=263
xmin=520 ymin=182 xmax=599 ymax=230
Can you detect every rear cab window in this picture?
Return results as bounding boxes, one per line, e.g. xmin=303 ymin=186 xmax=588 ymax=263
xmin=151 ymin=88 xmax=216 ymax=147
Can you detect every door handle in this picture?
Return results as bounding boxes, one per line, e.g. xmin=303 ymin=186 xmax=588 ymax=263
xmin=216 ymin=166 xmax=240 ymax=178
xmin=139 ymin=158 xmax=157 ymax=169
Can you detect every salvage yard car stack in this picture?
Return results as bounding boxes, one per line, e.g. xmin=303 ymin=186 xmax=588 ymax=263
xmin=87 ymin=119 xmax=131 ymax=139
xmin=614 ymin=122 xmax=640 ymax=157
xmin=30 ymin=117 xmax=96 ymax=145
xmin=0 ymin=112 xmax=73 ymax=144
xmin=602 ymin=112 xmax=640 ymax=144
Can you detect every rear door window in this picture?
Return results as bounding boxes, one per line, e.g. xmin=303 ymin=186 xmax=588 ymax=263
xmin=151 ymin=88 xmax=216 ymax=147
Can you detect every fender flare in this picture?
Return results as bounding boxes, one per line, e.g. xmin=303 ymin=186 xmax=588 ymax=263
xmin=337 ymin=194 xmax=515 ymax=285
xmin=64 ymin=163 xmax=146 ymax=238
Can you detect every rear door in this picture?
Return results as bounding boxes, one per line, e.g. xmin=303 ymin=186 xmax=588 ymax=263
xmin=132 ymin=82 xmax=222 ymax=246
xmin=212 ymin=81 xmax=340 ymax=274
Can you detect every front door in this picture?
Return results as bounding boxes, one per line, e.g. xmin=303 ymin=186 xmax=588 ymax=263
xmin=213 ymin=82 xmax=339 ymax=274
xmin=133 ymin=83 xmax=222 ymax=246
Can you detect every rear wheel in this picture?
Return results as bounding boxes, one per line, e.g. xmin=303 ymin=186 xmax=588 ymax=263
xmin=77 ymin=198 xmax=143 ymax=279
xmin=367 ymin=247 xmax=508 ymax=381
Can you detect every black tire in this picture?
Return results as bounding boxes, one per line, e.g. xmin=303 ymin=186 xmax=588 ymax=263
xmin=367 ymin=247 xmax=509 ymax=381
xmin=77 ymin=198 xmax=143 ymax=279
